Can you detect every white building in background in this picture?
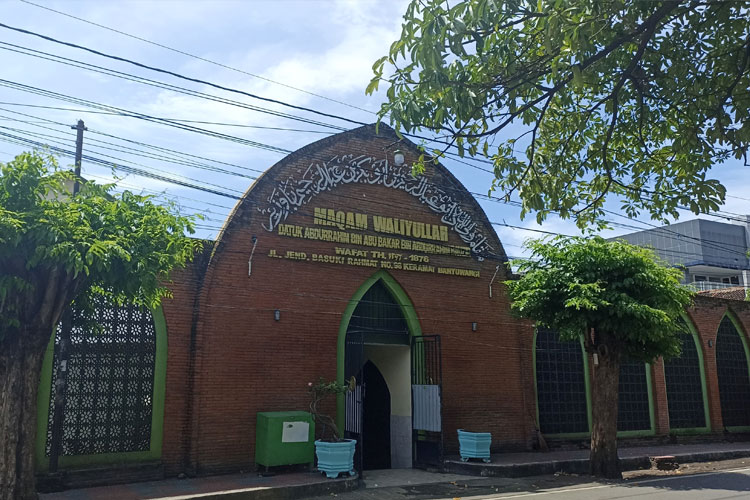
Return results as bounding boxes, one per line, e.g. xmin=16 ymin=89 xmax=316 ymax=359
xmin=614 ymin=216 xmax=750 ymax=291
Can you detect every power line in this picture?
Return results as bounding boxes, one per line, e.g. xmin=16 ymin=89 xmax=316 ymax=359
xmin=5 ymin=127 xmax=747 ymax=269
xmin=0 ymin=131 xmax=240 ymax=199
xmin=0 ymin=35 xmax=497 ymax=174
xmin=4 ymin=118 xmax=748 ymax=263
xmin=0 ymin=42 xmax=349 ymax=133
xmin=0 ymin=105 xmax=501 ymax=221
xmin=0 ymin=79 xmax=294 ymax=155
xmin=0 ymin=22 xmax=369 ymax=128
xmin=0 ymin=101 xmax=335 ymax=133
xmin=0 ymin=97 xmax=746 ymax=261
xmin=0 ymin=106 xmax=270 ymax=176
xmin=7 ymin=22 xmax=741 ymax=215
xmin=0 ymin=116 xmax=261 ymax=180
xmin=17 ymin=0 xmax=380 ymax=117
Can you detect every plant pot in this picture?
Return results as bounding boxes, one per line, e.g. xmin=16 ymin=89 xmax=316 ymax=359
xmin=314 ymin=439 xmax=356 ymax=478
xmin=457 ymin=429 xmax=491 ymax=463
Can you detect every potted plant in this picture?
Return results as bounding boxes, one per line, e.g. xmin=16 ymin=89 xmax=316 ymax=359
xmin=308 ymin=377 xmax=357 ymax=478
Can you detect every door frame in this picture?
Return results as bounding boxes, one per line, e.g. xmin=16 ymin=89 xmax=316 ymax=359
xmin=336 ymin=270 xmax=421 ymax=431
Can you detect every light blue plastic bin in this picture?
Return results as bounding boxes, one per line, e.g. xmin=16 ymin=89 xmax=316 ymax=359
xmin=314 ymin=439 xmax=356 ymax=478
xmin=457 ymin=429 xmax=491 ymax=463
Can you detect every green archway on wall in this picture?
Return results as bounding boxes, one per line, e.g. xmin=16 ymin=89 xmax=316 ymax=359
xmin=663 ymin=314 xmax=711 ymax=434
xmin=715 ymin=310 xmax=750 ymax=431
xmin=34 ymin=305 xmax=168 ymax=472
xmin=532 ymin=328 xmax=592 ymax=438
xmin=336 ymin=270 xmax=422 ymax=431
xmin=532 ymin=327 xmax=656 ymax=438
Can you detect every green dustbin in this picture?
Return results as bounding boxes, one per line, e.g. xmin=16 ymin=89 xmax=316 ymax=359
xmin=255 ymin=411 xmax=315 ymax=467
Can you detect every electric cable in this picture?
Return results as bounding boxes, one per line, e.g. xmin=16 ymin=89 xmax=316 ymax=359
xmin=0 ymin=101 xmax=335 ymax=133
xmin=0 ymin=22 xmax=369 ymax=127
xmin=4 ymin=121 xmax=748 ymax=264
xmin=0 ymin=79 xmax=294 ymax=154
xmin=2 ymin=106 xmax=748 ymax=262
xmin=0 ymin=42 xmax=350 ymax=133
xmin=17 ymin=0 xmax=381 ymax=116
xmin=0 ymin=105 xmax=270 ymax=175
xmin=0 ymin=35 xmax=498 ymax=173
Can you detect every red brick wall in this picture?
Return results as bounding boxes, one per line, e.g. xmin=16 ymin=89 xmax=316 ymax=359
xmin=159 ymin=246 xmax=211 ymax=476
xmin=622 ymin=296 xmax=750 ymax=438
xmin=155 ymin=126 xmax=750 ymax=477
xmin=178 ymin=125 xmax=533 ymax=474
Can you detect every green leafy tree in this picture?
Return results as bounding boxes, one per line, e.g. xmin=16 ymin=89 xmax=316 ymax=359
xmin=368 ymin=0 xmax=750 ymax=228
xmin=506 ymin=236 xmax=692 ymax=478
xmin=0 ymin=152 xmax=201 ymax=500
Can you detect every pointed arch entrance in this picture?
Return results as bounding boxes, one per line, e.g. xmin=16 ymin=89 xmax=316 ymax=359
xmin=716 ymin=313 xmax=750 ymax=429
xmin=336 ymin=271 xmax=424 ymax=471
xmin=664 ymin=318 xmax=710 ymax=432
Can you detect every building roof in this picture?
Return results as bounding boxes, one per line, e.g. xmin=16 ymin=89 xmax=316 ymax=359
xmin=698 ymin=287 xmax=747 ymax=301
xmin=613 ymin=218 xmax=750 ymax=270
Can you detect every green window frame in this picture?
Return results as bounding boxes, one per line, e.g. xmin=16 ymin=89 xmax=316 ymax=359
xmin=532 ymin=328 xmax=592 ymax=438
xmin=715 ymin=312 xmax=750 ymax=431
xmin=663 ymin=315 xmax=710 ymax=434
xmin=34 ymin=306 xmax=167 ymax=472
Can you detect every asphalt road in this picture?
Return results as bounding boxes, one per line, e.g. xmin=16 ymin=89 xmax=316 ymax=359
xmin=491 ymin=467 xmax=750 ymax=500
xmin=307 ymin=466 xmax=750 ymax=500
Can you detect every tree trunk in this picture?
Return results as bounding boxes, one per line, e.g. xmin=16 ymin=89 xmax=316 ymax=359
xmin=589 ymin=342 xmax=622 ymax=479
xmin=0 ymin=329 xmax=48 ymax=500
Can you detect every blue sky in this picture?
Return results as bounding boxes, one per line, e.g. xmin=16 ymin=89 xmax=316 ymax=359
xmin=1 ymin=0 xmax=747 ymax=259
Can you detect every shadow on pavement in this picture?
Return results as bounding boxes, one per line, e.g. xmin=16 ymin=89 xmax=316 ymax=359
xmin=622 ymin=470 xmax=750 ymax=492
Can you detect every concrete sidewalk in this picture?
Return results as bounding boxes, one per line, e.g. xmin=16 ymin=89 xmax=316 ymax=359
xmin=39 ymin=471 xmax=358 ymax=500
xmin=40 ymin=441 xmax=750 ymax=500
xmin=445 ymin=441 xmax=750 ymax=477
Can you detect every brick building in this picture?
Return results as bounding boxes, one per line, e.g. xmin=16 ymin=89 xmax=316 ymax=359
xmin=35 ymin=125 xmax=750 ymax=483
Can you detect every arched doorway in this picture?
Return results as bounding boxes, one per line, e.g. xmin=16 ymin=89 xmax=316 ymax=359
xmin=361 ymin=361 xmax=391 ymax=470
xmin=664 ymin=319 xmax=709 ymax=431
xmin=716 ymin=314 xmax=750 ymax=428
xmin=337 ymin=271 xmax=424 ymax=471
xmin=534 ymin=327 xmax=590 ymax=436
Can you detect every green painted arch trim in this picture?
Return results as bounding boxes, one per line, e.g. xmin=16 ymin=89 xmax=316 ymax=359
xmin=34 ymin=306 xmax=168 ymax=471
xmin=531 ymin=328 xmax=592 ymax=436
xmin=721 ymin=309 xmax=750 ymax=369
xmin=662 ymin=313 xmax=711 ymax=434
xmin=336 ymin=270 xmax=422 ymax=432
xmin=618 ymin=363 xmax=656 ymax=438
xmin=715 ymin=309 xmax=750 ymax=432
xmin=531 ymin=328 xmax=655 ymax=438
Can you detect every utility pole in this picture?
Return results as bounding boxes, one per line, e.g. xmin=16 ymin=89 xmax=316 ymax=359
xmin=71 ymin=119 xmax=86 ymax=194
xmin=49 ymin=120 xmax=86 ymax=474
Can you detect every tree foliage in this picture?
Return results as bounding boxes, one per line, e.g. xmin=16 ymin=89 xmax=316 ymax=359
xmin=0 ymin=151 xmax=202 ymax=500
xmin=507 ymin=236 xmax=693 ymax=362
xmin=369 ymin=1 xmax=750 ymax=228
xmin=506 ymin=236 xmax=692 ymax=478
xmin=0 ymin=151 xmax=202 ymax=339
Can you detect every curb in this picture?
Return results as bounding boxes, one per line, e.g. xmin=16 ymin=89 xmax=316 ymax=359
xmin=444 ymin=449 xmax=750 ymax=478
xmin=153 ymin=475 xmax=360 ymax=500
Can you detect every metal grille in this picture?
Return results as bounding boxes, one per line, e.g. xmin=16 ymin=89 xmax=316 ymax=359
xmin=46 ymin=299 xmax=156 ymax=456
xmin=535 ymin=327 xmax=589 ymax=434
xmin=412 ymin=335 xmax=442 ymax=468
xmin=617 ymin=359 xmax=651 ymax=432
xmin=412 ymin=336 xmax=442 ymax=430
xmin=716 ymin=316 xmax=750 ymax=427
xmin=412 ymin=335 xmax=442 ymax=386
xmin=664 ymin=326 xmax=706 ymax=429
xmin=348 ymin=280 xmax=408 ymax=339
